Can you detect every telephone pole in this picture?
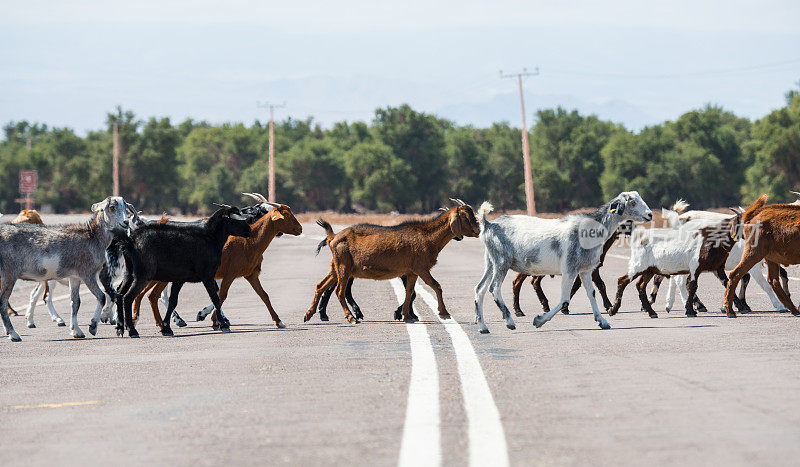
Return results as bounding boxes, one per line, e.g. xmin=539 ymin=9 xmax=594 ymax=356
xmin=500 ymin=67 xmax=539 ymax=215
xmin=112 ymin=121 xmax=120 ymax=196
xmin=257 ymin=101 xmax=286 ymax=203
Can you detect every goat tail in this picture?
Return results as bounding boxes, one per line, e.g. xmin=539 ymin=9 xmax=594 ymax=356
xmin=477 ymin=201 xmax=494 ymax=226
xmin=742 ymin=193 xmax=769 ymax=224
xmin=670 ymin=198 xmax=689 ymax=214
xmin=315 ymin=218 xmax=335 ymax=256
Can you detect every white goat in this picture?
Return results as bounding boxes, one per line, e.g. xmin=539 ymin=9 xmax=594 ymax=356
xmin=658 ymin=203 xmax=788 ymax=313
xmin=474 ymin=191 xmax=652 ymax=333
xmin=610 ymin=208 xmax=742 ymax=318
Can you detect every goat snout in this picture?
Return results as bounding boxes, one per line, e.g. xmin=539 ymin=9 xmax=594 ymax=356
xmin=644 ymin=211 xmax=653 ymax=222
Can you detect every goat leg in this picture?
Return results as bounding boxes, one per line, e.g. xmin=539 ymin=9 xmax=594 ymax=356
xmin=649 ymin=275 xmax=663 ymax=305
xmin=511 ymin=273 xmax=527 ymax=317
xmin=737 ymin=273 xmax=752 ymax=312
xmin=345 ymin=277 xmax=363 ymax=320
xmin=635 ymin=272 xmax=658 ymax=318
xmin=395 ymin=275 xmax=418 ymax=321
xmin=609 ymin=274 xmax=633 ymax=316
xmin=684 ymin=278 xmax=698 ymax=317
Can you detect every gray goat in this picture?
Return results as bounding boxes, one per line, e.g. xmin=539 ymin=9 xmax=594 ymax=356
xmin=0 ymin=197 xmax=130 ymax=341
xmin=474 ymin=192 xmax=652 ymax=333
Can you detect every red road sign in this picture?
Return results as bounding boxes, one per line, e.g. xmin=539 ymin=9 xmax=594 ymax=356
xmin=19 ymin=171 xmax=37 ymax=194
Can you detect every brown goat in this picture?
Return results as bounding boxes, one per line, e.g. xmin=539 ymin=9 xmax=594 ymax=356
xmin=5 ymin=210 xmax=46 ymax=315
xmin=304 ymin=199 xmax=481 ymax=323
xmin=724 ymin=194 xmax=800 ymax=317
xmin=133 ymin=197 xmax=303 ymax=331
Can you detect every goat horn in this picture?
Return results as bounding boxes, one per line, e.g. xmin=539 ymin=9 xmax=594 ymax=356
xmin=241 ymin=192 xmax=260 ymax=202
xmin=438 ymin=207 xmax=448 ymax=212
xmin=212 ymin=203 xmax=232 ymax=209
xmin=449 ymin=198 xmax=466 ymax=206
xmin=253 ymin=192 xmax=270 ymax=204
xmin=791 ymin=191 xmax=800 ymax=198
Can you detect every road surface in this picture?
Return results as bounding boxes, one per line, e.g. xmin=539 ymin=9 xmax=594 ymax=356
xmin=1 ymin=217 xmax=799 ymax=466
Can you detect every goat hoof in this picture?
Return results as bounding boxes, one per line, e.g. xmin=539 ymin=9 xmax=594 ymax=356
xmin=220 ymin=324 xmax=231 ymax=332
xmin=56 ymin=320 xmax=66 ymax=326
xmin=685 ymin=311 xmax=697 ymax=317
xmin=561 ymin=307 xmax=570 ymax=315
xmin=438 ymin=312 xmax=451 ymax=320
xmin=696 ymin=306 xmax=708 ymax=313
xmin=320 ymin=314 xmax=329 ymax=322
xmin=479 ymin=328 xmax=490 ymax=334
xmin=10 ymin=310 xmax=19 ymax=317
xmin=88 ymin=323 xmax=97 ymax=335
xmin=533 ymin=315 xmax=546 ymax=328
xmin=599 ymin=321 xmax=611 ymax=330
xmin=116 ymin=328 xmax=124 ymax=337
xmin=276 ymin=321 xmax=286 ymax=328
xmin=129 ymin=328 xmax=139 ymax=338
xmin=649 ymin=313 xmax=658 ymax=319
xmin=514 ymin=310 xmax=525 ymax=317
xmin=100 ymin=316 xmax=108 ymax=323
xmin=354 ymin=310 xmax=364 ymax=320
xmin=506 ymin=323 xmax=516 ymax=330
xmin=72 ymin=331 xmax=85 ymax=339
xmin=196 ymin=312 xmax=206 ymax=322
xmin=8 ymin=331 xmax=21 ymax=342
xmin=792 ymin=310 xmax=800 ymax=316
xmin=27 ymin=322 xmax=36 ymax=329
xmin=161 ymin=327 xmax=173 ymax=337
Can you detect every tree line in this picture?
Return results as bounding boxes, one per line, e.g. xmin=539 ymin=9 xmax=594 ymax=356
xmin=1 ymin=84 xmax=798 ymax=214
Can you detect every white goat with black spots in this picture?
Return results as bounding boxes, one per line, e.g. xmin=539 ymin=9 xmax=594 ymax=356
xmin=473 ymin=191 xmax=653 ymax=333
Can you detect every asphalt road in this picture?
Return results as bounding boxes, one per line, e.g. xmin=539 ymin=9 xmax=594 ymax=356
xmin=1 ymin=217 xmax=800 ymax=466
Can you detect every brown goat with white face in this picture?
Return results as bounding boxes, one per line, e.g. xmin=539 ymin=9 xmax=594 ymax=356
xmin=305 ymin=199 xmax=481 ymax=323
xmin=724 ymin=194 xmax=800 ymax=317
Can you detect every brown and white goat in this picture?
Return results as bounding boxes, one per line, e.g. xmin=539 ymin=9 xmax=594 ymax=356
xmin=724 ymin=194 xmax=800 ymax=317
xmin=304 ymin=199 xmax=481 ymax=323
xmin=133 ymin=195 xmax=303 ymax=330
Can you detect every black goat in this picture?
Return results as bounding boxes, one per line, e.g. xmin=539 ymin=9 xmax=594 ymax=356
xmin=107 ymin=206 xmax=251 ymax=338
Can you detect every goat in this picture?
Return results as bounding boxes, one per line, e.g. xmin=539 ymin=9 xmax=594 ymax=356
xmin=648 ymin=200 xmax=790 ymax=314
xmin=107 ymin=205 xmax=251 ymax=337
xmin=610 ymin=208 xmax=743 ymax=318
xmin=5 ymin=210 xmax=48 ymax=320
xmin=510 ymin=220 xmax=634 ymax=316
xmin=0 ymin=197 xmax=130 ymax=341
xmin=474 ymin=192 xmax=652 ymax=333
xmin=304 ymin=199 xmax=481 ymax=323
xmin=723 ymin=194 xmax=800 ymax=317
xmin=136 ymin=193 xmax=302 ymax=332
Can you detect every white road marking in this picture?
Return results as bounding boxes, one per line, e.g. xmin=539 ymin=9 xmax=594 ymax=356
xmin=390 ymin=279 xmax=441 ymax=467
xmin=414 ymin=283 xmax=510 ymax=467
xmin=10 ymin=288 xmax=90 ymax=310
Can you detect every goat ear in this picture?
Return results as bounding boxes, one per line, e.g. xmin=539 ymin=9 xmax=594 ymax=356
xmin=610 ymin=200 xmax=625 ymax=215
xmin=270 ymin=210 xmax=285 ymax=221
xmin=91 ymin=199 xmax=109 ymax=212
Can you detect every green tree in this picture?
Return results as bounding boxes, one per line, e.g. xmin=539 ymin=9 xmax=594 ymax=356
xmin=742 ymin=92 xmax=800 ymax=203
xmin=373 ymin=105 xmax=448 ymax=211
xmin=344 ymin=141 xmax=415 ymax=211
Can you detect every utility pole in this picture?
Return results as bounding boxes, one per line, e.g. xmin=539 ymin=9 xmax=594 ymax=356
xmin=257 ymin=101 xmax=286 ymax=203
xmin=500 ymin=67 xmax=539 ymax=215
xmin=112 ymin=121 xmax=120 ymax=197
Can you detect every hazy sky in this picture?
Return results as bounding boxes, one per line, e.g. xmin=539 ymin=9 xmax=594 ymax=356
xmin=1 ymin=0 xmax=799 ymax=133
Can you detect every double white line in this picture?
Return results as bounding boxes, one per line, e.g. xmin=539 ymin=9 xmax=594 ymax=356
xmin=391 ymin=278 xmax=509 ymax=467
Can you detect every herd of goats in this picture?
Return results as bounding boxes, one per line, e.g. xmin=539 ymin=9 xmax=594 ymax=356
xmin=1 ymin=188 xmax=800 ymax=342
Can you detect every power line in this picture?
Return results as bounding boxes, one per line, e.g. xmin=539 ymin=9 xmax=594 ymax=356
xmin=547 ymin=57 xmax=800 ymax=80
